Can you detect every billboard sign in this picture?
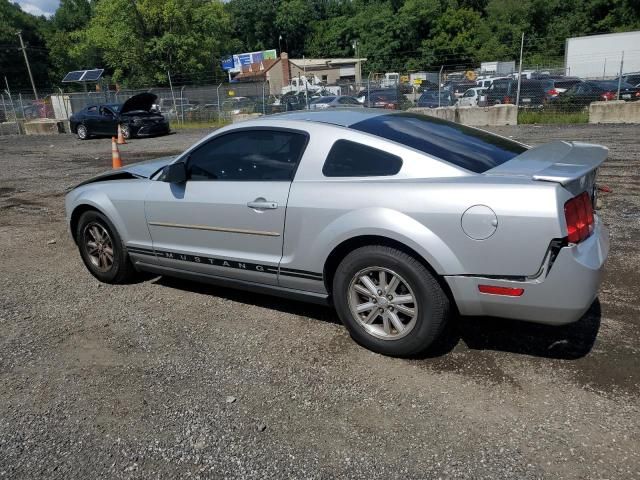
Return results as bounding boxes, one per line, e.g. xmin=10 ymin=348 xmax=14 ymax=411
xmin=221 ymin=49 xmax=277 ymax=72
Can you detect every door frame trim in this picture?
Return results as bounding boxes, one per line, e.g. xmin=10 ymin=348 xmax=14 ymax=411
xmin=148 ymin=221 xmax=280 ymax=237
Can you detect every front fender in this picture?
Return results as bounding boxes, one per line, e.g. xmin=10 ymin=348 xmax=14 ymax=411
xmin=311 ymin=207 xmax=465 ymax=275
xmin=65 ymin=180 xmax=151 ymax=247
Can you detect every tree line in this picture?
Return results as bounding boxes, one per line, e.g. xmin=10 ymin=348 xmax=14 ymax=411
xmin=1 ymin=0 xmax=639 ymax=91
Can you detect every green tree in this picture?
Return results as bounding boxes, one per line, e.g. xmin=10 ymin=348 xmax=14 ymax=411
xmin=45 ymin=0 xmax=95 ymax=84
xmin=74 ymin=0 xmax=235 ymax=86
xmin=226 ymin=0 xmax=281 ymax=52
xmin=0 ymin=0 xmax=50 ymax=91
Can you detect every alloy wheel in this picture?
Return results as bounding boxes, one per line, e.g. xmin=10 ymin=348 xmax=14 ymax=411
xmin=83 ymin=222 xmax=114 ymax=272
xmin=347 ymin=267 xmax=418 ymax=340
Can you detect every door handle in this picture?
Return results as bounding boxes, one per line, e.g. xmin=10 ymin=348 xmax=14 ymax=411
xmin=247 ymin=198 xmax=278 ymax=210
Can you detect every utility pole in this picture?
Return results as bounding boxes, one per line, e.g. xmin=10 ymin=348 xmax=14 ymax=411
xmin=16 ymin=31 xmax=38 ymax=100
xmin=515 ymin=32 xmax=524 ymax=109
xmin=616 ymin=51 xmax=624 ymax=100
xmin=353 ymin=40 xmax=361 ymax=89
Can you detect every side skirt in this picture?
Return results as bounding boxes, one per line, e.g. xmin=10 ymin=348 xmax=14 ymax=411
xmin=135 ymin=261 xmax=332 ymax=306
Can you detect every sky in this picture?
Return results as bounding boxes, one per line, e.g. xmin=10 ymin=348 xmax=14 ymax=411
xmin=17 ymin=0 xmax=60 ymax=17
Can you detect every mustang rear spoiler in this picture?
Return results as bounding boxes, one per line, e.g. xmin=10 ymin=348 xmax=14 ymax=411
xmin=486 ymin=141 xmax=608 ymax=185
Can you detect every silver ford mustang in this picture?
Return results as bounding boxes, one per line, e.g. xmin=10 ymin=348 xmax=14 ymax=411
xmin=65 ymin=110 xmax=609 ymax=356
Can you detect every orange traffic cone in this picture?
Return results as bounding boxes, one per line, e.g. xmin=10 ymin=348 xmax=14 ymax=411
xmin=111 ymin=137 xmax=122 ymax=169
xmin=117 ymin=124 xmax=127 ymax=145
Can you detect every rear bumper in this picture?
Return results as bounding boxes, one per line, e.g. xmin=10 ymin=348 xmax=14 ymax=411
xmin=445 ymin=218 xmax=609 ymax=325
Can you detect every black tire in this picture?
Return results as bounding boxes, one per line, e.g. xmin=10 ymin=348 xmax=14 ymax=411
xmin=75 ymin=210 xmax=137 ymax=284
xmin=333 ymin=245 xmax=450 ymax=357
xmin=76 ymin=123 xmax=89 ymax=140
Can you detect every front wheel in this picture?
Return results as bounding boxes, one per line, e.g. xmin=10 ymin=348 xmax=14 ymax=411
xmin=75 ymin=210 xmax=137 ymax=284
xmin=333 ymin=246 xmax=450 ymax=356
xmin=76 ymin=124 xmax=89 ymax=140
xmin=120 ymin=123 xmax=132 ymax=139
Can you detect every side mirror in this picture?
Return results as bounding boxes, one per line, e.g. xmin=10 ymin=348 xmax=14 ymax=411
xmin=162 ymin=162 xmax=187 ymax=183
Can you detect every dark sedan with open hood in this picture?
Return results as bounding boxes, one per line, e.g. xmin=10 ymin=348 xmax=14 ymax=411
xmin=69 ymin=92 xmax=170 ymax=140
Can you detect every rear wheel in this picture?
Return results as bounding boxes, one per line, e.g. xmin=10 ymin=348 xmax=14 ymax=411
xmin=75 ymin=210 xmax=137 ymax=284
xmin=333 ymin=245 xmax=450 ymax=356
xmin=76 ymin=124 xmax=89 ymax=140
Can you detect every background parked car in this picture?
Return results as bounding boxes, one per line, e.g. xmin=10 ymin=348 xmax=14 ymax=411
xmin=69 ymin=92 xmax=170 ymax=140
xmin=357 ymin=89 xmax=412 ymax=109
xmin=279 ymin=92 xmax=308 ymax=111
xmin=416 ymin=90 xmax=455 ymax=108
xmin=550 ymin=80 xmax=640 ymax=110
xmin=457 ymin=87 xmax=488 ymax=107
xmin=539 ymin=77 xmax=582 ymax=100
xmin=486 ymin=79 xmax=546 ymax=106
xmin=616 ymin=72 xmax=640 ymax=87
xmin=476 ymin=76 xmax=510 ymax=89
xmin=309 ymin=96 xmax=363 ymax=109
xmin=222 ymin=97 xmax=254 ymax=115
xmin=444 ymin=81 xmax=478 ymax=98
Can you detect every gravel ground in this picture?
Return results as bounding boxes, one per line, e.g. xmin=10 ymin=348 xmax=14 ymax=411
xmin=0 ymin=124 xmax=638 ymax=479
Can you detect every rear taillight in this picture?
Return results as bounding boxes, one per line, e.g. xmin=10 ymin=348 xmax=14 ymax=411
xmin=635 ymin=91 xmax=640 ymax=98
xmin=564 ymin=192 xmax=594 ymax=243
xmin=547 ymin=88 xmax=559 ymax=97
xmin=601 ymin=91 xmax=615 ymax=101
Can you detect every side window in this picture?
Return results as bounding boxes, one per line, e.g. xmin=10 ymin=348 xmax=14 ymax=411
xmin=322 ymin=139 xmax=403 ymax=177
xmin=187 ymin=129 xmax=307 ymax=182
xmin=87 ymin=106 xmax=97 ymax=113
xmin=338 ymin=97 xmax=360 ymax=105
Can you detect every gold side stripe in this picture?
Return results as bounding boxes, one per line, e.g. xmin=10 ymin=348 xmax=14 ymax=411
xmin=148 ymin=221 xmax=280 ymax=237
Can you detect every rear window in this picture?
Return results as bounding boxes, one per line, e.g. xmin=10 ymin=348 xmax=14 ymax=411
xmin=350 ymin=113 xmax=527 ymax=173
xmin=554 ymin=80 xmax=580 ymax=89
xmin=490 ymin=81 xmax=510 ymax=92
xmin=323 ymin=139 xmax=403 ymax=177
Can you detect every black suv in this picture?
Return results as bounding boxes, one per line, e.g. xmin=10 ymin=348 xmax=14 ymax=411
xmin=486 ymin=79 xmax=547 ymax=107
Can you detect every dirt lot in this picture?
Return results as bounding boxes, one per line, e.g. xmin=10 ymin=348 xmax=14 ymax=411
xmin=0 ymin=124 xmax=638 ymax=479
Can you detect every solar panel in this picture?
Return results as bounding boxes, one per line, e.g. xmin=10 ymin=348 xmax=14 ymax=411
xmin=81 ymin=69 xmax=104 ymax=81
xmin=62 ymin=69 xmax=105 ymax=83
xmin=62 ymin=70 xmax=85 ymax=82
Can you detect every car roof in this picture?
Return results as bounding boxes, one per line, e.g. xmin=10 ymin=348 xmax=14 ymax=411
xmin=265 ymin=108 xmax=391 ymax=127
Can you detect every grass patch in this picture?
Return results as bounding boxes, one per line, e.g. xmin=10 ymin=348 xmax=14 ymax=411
xmin=518 ymin=110 xmax=589 ymax=124
xmin=172 ymin=119 xmax=230 ymax=130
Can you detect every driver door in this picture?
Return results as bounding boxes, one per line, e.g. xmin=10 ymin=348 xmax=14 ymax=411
xmin=97 ymin=106 xmax=119 ymax=135
xmin=144 ymin=128 xmax=308 ymax=286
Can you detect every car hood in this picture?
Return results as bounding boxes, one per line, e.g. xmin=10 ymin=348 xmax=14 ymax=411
xmin=124 ymin=156 xmax=175 ymax=177
xmin=121 ymin=92 xmax=157 ymax=114
xmin=73 ymin=156 xmax=175 ymax=188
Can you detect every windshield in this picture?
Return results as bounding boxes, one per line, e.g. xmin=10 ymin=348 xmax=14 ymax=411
xmin=351 ymin=113 xmax=527 ymax=173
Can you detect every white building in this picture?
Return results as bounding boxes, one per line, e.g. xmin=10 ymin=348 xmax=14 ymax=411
xmin=565 ymin=31 xmax=640 ymax=79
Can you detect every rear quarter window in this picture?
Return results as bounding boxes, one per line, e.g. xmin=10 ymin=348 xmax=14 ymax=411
xmin=323 ymin=140 xmax=403 ymax=177
xmin=351 ymin=113 xmax=527 ymax=173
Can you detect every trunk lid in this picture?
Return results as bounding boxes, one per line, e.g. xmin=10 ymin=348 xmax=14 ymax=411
xmin=485 ymin=140 xmax=607 ymax=188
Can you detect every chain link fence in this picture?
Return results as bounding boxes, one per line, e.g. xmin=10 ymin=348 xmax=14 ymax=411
xmin=2 ymin=55 xmax=639 ymax=135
